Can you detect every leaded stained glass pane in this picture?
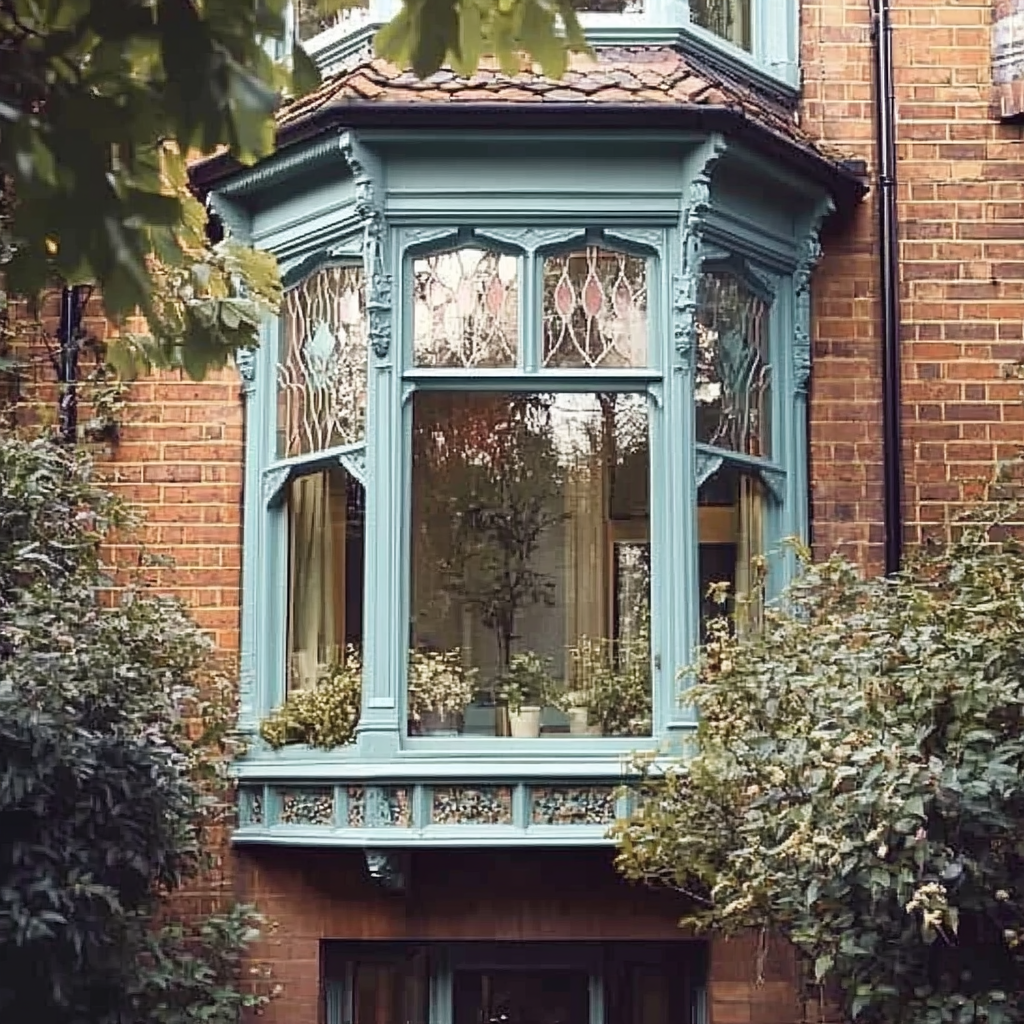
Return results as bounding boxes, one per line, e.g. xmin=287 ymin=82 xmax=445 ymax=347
xmin=695 ymin=270 xmax=771 ymax=458
xmin=277 ymin=265 xmax=367 ymax=458
xmin=542 ymin=248 xmax=648 ymax=368
xmin=412 ymin=249 xmax=519 ymax=368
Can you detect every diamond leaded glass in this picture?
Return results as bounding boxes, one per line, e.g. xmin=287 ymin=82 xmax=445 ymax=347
xmin=542 ymin=248 xmax=648 ymax=369
xmin=412 ymin=249 xmax=518 ymax=368
xmin=277 ymin=265 xmax=367 ymax=458
xmin=695 ymin=270 xmax=771 ymax=458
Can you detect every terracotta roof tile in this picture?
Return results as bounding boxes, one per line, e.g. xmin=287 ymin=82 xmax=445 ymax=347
xmin=277 ymin=46 xmax=818 ymax=147
xmin=256 ymin=45 xmax=864 ymax=183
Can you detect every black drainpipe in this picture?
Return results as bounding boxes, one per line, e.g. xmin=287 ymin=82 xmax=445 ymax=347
xmin=56 ymin=285 xmax=88 ymax=444
xmin=871 ymin=0 xmax=904 ymax=574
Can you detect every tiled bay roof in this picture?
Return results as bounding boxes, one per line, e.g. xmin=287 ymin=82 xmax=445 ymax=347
xmin=189 ymin=46 xmax=866 ymax=207
xmin=277 ymin=46 xmax=825 ymax=158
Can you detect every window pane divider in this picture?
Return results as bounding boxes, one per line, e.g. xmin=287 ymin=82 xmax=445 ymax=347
xmin=695 ymin=443 xmax=786 ymax=502
xmin=402 ymin=368 xmax=662 ymax=390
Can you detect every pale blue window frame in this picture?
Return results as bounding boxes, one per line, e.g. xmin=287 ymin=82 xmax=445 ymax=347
xmin=253 ymin=240 xmax=369 ymax=726
xmin=292 ymin=0 xmax=798 ymax=94
xmin=395 ymin=226 xmax=669 ymax=752
xmin=240 ymin=216 xmax=809 ymax=754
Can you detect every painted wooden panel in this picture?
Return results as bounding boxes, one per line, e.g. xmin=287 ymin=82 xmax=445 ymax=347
xmin=251 ymin=175 xmax=357 ymax=248
xmin=381 ymin=139 xmax=687 ymax=221
xmin=239 ymin=847 xmax=696 ymax=941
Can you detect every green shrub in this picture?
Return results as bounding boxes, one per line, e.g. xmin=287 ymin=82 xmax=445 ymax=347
xmin=615 ymin=510 xmax=1024 ymax=1024
xmin=0 ymin=436 xmax=273 ymax=1023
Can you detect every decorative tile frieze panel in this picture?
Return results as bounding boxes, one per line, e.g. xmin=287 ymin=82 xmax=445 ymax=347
xmin=377 ymin=787 xmax=412 ymax=827
xmin=432 ymin=786 xmax=513 ymax=825
xmin=239 ymin=787 xmax=263 ymax=826
xmin=279 ymin=787 xmax=335 ymax=825
xmin=347 ymin=786 xmax=366 ymax=827
xmin=531 ymin=786 xmax=618 ymax=825
xmin=236 ymin=781 xmax=630 ymax=843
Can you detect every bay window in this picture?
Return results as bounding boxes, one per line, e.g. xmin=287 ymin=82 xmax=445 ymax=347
xmin=242 ymin=210 xmax=809 ymax=763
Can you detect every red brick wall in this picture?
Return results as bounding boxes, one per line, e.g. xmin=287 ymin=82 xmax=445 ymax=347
xmin=803 ymin=0 xmax=1024 ymax=570
xmin=7 ymin=1 xmax=1023 ymax=1018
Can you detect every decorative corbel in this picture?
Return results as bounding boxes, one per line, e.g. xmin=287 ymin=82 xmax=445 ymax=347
xmin=792 ymin=196 xmax=834 ymax=394
xmin=341 ymin=133 xmax=391 ymax=359
xmin=674 ymin=136 xmax=727 ymax=368
xmin=235 ymin=347 xmax=257 ymax=396
xmin=207 ymin=190 xmax=251 ymax=245
xmin=364 ymin=849 xmax=410 ymax=893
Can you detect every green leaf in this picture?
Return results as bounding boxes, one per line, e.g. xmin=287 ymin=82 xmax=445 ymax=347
xmin=291 ymin=43 xmax=321 ymax=96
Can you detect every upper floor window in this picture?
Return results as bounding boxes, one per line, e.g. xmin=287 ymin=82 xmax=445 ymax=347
xmin=290 ymin=0 xmax=795 ymax=89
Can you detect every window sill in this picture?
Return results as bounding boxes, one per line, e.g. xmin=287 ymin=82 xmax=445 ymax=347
xmin=232 ymin=740 xmax=661 ymax=781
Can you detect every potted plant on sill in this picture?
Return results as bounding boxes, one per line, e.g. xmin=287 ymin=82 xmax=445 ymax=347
xmin=564 ymin=613 xmax=653 ymax=738
xmin=407 ymin=647 xmax=477 ymax=736
xmin=259 ymin=645 xmax=362 ymax=750
xmin=498 ymin=650 xmax=554 ymax=738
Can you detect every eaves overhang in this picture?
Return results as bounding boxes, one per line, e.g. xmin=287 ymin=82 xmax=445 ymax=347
xmin=191 ymin=104 xmax=867 ymax=218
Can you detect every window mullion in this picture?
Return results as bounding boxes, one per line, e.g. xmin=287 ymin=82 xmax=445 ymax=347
xmin=523 ymin=250 xmax=539 ymax=372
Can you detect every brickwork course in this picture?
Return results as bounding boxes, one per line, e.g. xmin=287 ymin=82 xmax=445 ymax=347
xmin=4 ymin=0 xmax=1023 ymax=1020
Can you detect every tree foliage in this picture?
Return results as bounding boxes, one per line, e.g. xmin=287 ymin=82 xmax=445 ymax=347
xmin=615 ymin=512 xmax=1024 ymax=1024
xmin=374 ymin=0 xmax=587 ymax=80
xmin=0 ymin=0 xmax=296 ymax=377
xmin=0 ymin=435 xmax=272 ymax=1022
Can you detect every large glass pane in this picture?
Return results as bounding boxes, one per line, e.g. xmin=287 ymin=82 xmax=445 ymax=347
xmin=689 ymin=0 xmax=752 ymax=51
xmin=453 ymin=969 xmax=589 ymax=1024
xmin=351 ymin=955 xmax=428 ymax=1024
xmin=543 ymin=248 xmax=648 ymax=368
xmin=698 ymin=463 xmax=764 ymax=629
xmin=278 ymin=265 xmax=367 ymax=457
xmin=409 ymin=391 xmax=652 ymax=738
xmin=695 ymin=270 xmax=771 ymax=458
xmin=413 ymin=249 xmax=519 ymax=368
xmin=286 ymin=465 xmax=365 ymax=693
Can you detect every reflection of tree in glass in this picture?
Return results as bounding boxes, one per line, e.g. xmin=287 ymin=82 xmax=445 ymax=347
xmin=413 ymin=394 xmax=568 ymax=675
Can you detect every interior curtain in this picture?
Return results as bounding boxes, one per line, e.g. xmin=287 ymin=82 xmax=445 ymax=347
xmin=735 ymin=473 xmax=764 ymax=633
xmin=288 ymin=471 xmax=337 ymax=690
xmin=564 ymin=445 xmax=608 ymax=660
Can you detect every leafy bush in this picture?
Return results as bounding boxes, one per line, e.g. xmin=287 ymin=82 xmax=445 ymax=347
xmin=615 ymin=511 xmax=1024 ymax=1024
xmin=0 ymin=436 xmax=273 ymax=1023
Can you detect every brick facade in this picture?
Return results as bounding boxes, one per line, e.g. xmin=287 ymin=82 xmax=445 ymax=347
xmin=6 ymin=0 xmax=1022 ymax=1021
xmin=803 ymin=0 xmax=1024 ymax=572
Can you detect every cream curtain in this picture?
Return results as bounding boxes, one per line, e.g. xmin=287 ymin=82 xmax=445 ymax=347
xmin=564 ymin=448 xmax=608 ymax=656
xmin=734 ymin=472 xmax=764 ymax=633
xmin=288 ymin=471 xmax=339 ymax=690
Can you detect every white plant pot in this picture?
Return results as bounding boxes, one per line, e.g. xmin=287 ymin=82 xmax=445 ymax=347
xmin=568 ymin=707 xmax=590 ymax=736
xmin=509 ymin=705 xmax=542 ymax=738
